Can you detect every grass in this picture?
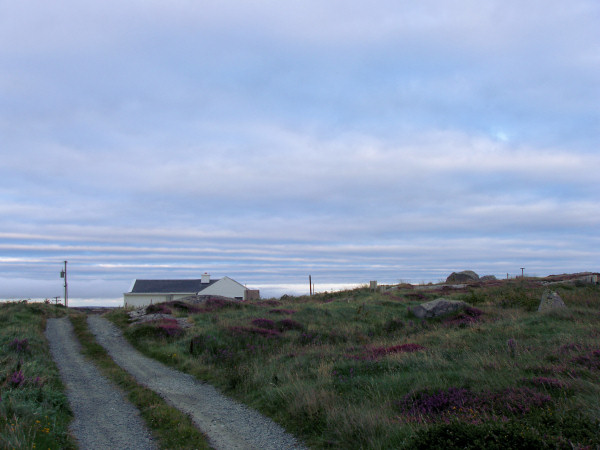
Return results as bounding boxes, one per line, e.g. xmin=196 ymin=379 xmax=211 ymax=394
xmin=108 ymin=280 xmax=600 ymax=449
xmin=0 ymin=301 xmax=76 ymax=449
xmin=68 ymin=312 xmax=211 ymax=449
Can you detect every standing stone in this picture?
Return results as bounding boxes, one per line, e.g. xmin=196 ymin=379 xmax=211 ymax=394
xmin=538 ymin=290 xmax=567 ymax=312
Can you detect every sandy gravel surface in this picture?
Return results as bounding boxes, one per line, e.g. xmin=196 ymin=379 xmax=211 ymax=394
xmin=46 ymin=317 xmax=157 ymax=450
xmin=87 ymin=315 xmax=306 ymax=450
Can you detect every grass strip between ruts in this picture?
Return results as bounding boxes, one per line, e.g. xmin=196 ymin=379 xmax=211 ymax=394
xmin=68 ymin=313 xmax=212 ymax=450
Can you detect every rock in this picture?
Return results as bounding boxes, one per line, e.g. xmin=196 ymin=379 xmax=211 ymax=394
xmin=411 ymin=298 xmax=469 ymax=319
xmin=576 ymin=274 xmax=598 ymax=284
xmin=480 ymin=275 xmax=497 ymax=282
xmin=538 ymin=290 xmax=567 ymax=312
xmin=446 ymin=271 xmax=480 ymax=283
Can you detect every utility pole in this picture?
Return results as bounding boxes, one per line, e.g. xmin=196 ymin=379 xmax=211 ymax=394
xmin=60 ymin=261 xmax=68 ymax=307
xmin=309 ymin=275 xmax=312 ymax=296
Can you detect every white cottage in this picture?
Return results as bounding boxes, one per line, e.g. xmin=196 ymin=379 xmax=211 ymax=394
xmin=123 ymin=273 xmax=253 ymax=308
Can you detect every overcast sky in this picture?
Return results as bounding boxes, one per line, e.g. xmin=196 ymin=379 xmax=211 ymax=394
xmin=1 ymin=1 xmax=599 ymax=304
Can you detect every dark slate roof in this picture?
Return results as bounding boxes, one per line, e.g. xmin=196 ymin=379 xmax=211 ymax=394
xmin=131 ymin=279 xmax=218 ymax=294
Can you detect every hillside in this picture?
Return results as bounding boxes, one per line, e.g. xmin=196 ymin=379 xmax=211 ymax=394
xmin=108 ymin=274 xmax=600 ymax=448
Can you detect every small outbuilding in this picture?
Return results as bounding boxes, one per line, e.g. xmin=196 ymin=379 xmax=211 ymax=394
xmin=123 ymin=273 xmax=255 ymax=308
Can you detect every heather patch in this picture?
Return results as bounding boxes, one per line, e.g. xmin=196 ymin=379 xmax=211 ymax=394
xmin=168 ymin=300 xmax=202 ymax=313
xmin=9 ymin=370 xmax=25 ymax=387
xmin=259 ymin=300 xmax=282 ymax=307
xmin=371 ymin=343 xmax=425 ymax=357
xmin=382 ymin=318 xmax=405 ymax=333
xmin=558 ymin=342 xmax=585 ymax=353
xmin=346 ymin=343 xmax=425 ymax=360
xmin=251 ymin=318 xmax=277 ymax=329
xmin=199 ymin=298 xmax=243 ymax=312
xmin=396 ymin=386 xmax=551 ymax=423
xmin=296 ymin=332 xmax=323 ymax=346
xmin=146 ymin=303 xmax=172 ymax=315
xmin=442 ymin=306 xmax=483 ymax=326
xmin=106 ymin=278 xmax=600 ymax=449
xmin=227 ymin=326 xmax=280 ymax=338
xmin=570 ymin=349 xmax=600 ymax=371
xmin=0 ymin=302 xmax=74 ymax=449
xmin=7 ymin=370 xmax=43 ymax=388
xmin=276 ymin=319 xmax=304 ymax=332
xmin=156 ymin=318 xmax=185 ymax=338
xmin=268 ymin=309 xmax=297 ymax=315
xmin=8 ymin=338 xmax=29 ymax=353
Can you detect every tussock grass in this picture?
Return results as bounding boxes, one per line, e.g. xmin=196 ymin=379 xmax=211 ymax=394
xmin=68 ymin=313 xmax=211 ymax=449
xmin=108 ymin=281 xmax=600 ymax=448
xmin=0 ymin=301 xmax=76 ymax=449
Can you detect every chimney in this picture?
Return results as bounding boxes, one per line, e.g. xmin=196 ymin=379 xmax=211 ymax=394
xmin=201 ymin=273 xmax=210 ymax=284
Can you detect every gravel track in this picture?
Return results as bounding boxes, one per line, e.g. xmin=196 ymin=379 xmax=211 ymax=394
xmin=87 ymin=315 xmax=306 ymax=450
xmin=45 ymin=317 xmax=157 ymax=450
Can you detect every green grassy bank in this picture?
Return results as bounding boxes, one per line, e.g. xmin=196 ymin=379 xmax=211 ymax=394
xmin=0 ymin=301 xmax=75 ymax=449
xmin=108 ymin=280 xmax=600 ymax=449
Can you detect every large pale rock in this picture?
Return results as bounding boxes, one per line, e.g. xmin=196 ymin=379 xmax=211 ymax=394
xmin=480 ymin=275 xmax=497 ymax=282
xmin=538 ymin=290 xmax=567 ymax=312
xmin=411 ymin=298 xmax=469 ymax=319
xmin=446 ymin=271 xmax=480 ymax=283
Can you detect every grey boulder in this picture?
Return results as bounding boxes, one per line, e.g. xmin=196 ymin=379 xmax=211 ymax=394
xmin=411 ymin=298 xmax=469 ymax=319
xmin=538 ymin=290 xmax=567 ymax=312
xmin=480 ymin=275 xmax=497 ymax=282
xmin=446 ymin=271 xmax=480 ymax=283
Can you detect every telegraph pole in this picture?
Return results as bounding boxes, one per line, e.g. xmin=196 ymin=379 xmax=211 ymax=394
xmin=60 ymin=261 xmax=68 ymax=307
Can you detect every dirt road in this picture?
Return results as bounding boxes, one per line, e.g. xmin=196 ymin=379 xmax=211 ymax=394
xmin=87 ymin=315 xmax=305 ymax=450
xmin=46 ymin=317 xmax=157 ymax=449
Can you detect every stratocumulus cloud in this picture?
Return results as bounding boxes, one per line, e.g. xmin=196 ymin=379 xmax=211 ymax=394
xmin=1 ymin=0 xmax=598 ymax=303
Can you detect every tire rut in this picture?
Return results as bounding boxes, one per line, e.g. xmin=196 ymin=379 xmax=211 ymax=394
xmin=87 ymin=315 xmax=306 ymax=450
xmin=46 ymin=317 xmax=157 ymax=450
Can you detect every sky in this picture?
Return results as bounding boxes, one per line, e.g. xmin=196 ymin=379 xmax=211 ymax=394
xmin=1 ymin=1 xmax=599 ymax=305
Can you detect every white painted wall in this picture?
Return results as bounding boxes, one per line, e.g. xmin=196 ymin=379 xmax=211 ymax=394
xmin=123 ymin=276 xmax=248 ymax=307
xmin=200 ymin=277 xmax=246 ymax=300
xmin=123 ymin=293 xmax=191 ymax=308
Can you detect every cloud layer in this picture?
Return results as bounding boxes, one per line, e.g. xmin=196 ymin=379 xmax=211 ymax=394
xmin=1 ymin=1 xmax=599 ymax=302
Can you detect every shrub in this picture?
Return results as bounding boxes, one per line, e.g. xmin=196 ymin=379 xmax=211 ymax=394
xmin=268 ymin=309 xmax=297 ymax=315
xmin=156 ymin=319 xmax=184 ymax=338
xmin=521 ymin=377 xmax=567 ymax=393
xmin=168 ymin=301 xmax=202 ymax=313
xmin=227 ymin=326 xmax=280 ymax=338
xmin=382 ymin=318 xmax=405 ymax=333
xmin=146 ymin=303 xmax=172 ymax=315
xmin=443 ymin=307 xmax=483 ymax=326
xmin=9 ymin=370 xmax=25 ymax=387
xmin=371 ymin=343 xmax=425 ymax=358
xmin=570 ymin=350 xmax=600 ymax=371
xmin=8 ymin=338 xmax=29 ymax=353
xmin=251 ymin=318 xmax=277 ymax=329
xmin=409 ymin=420 xmax=546 ymax=449
xmin=276 ymin=319 xmax=304 ymax=332
xmin=201 ymin=298 xmax=242 ymax=312
xmin=396 ymin=386 xmax=551 ymax=423
xmin=129 ymin=319 xmax=184 ymax=339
